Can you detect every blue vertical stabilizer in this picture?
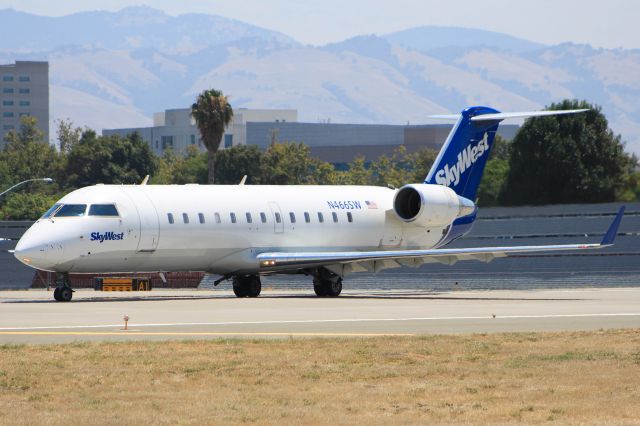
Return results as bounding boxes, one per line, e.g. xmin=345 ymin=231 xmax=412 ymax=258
xmin=425 ymin=106 xmax=501 ymax=201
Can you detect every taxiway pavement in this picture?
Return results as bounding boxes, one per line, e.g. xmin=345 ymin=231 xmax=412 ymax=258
xmin=0 ymin=287 xmax=638 ymax=343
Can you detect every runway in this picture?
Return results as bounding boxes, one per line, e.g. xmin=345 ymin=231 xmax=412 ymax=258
xmin=0 ymin=287 xmax=639 ymax=343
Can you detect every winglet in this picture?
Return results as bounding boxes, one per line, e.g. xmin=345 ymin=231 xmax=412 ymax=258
xmin=601 ymin=206 xmax=625 ymax=245
xmin=140 ymin=175 xmax=149 ymax=185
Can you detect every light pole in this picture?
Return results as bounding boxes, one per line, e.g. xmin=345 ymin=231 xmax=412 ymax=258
xmin=0 ymin=178 xmax=54 ymax=198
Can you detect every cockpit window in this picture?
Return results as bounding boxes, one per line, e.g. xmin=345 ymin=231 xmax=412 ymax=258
xmin=89 ymin=204 xmax=119 ymax=216
xmin=41 ymin=203 xmax=62 ymax=219
xmin=54 ymin=204 xmax=87 ymax=217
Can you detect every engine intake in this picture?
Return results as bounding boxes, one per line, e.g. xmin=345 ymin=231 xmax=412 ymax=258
xmin=393 ymin=184 xmax=475 ymax=227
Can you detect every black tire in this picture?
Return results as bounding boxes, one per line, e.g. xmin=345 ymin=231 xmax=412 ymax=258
xmin=232 ymin=278 xmax=248 ymax=298
xmin=59 ymin=287 xmax=73 ymax=302
xmin=246 ymin=276 xmax=261 ymax=298
xmin=325 ymin=278 xmax=342 ymax=297
xmin=313 ymin=282 xmax=327 ymax=297
xmin=53 ymin=287 xmax=61 ymax=301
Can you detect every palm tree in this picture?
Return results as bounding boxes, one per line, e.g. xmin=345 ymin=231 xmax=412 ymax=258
xmin=191 ymin=89 xmax=234 ymax=183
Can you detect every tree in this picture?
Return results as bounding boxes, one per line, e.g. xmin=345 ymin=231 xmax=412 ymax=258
xmin=260 ymin=142 xmax=335 ymax=185
xmin=191 ymin=89 xmax=234 ymax=184
xmin=0 ymin=191 xmax=61 ymax=220
xmin=56 ymin=118 xmax=82 ymax=154
xmin=340 ymin=156 xmax=371 ymax=185
xmin=174 ymin=146 xmax=208 ymax=184
xmin=0 ymin=116 xmax=62 ymax=219
xmin=0 ymin=116 xmax=60 ymax=188
xmin=501 ymin=100 xmax=636 ymax=205
xmin=151 ymin=148 xmax=181 ymax=185
xmin=477 ymin=135 xmax=511 ymax=206
xmin=367 ymin=146 xmax=410 ymax=188
xmin=408 ymin=148 xmax=438 ymax=183
xmin=64 ymin=131 xmax=157 ymax=187
xmin=215 ymin=145 xmax=264 ymax=184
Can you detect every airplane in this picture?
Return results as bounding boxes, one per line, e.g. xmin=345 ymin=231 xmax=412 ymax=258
xmin=14 ymin=106 xmax=625 ymax=302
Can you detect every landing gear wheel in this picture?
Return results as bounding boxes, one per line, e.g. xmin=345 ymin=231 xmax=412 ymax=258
xmin=59 ymin=287 xmax=73 ymax=302
xmin=232 ymin=278 xmax=248 ymax=298
xmin=246 ymin=276 xmax=261 ymax=298
xmin=325 ymin=277 xmax=342 ymax=297
xmin=312 ymin=268 xmax=343 ymax=297
xmin=53 ymin=273 xmax=73 ymax=302
xmin=232 ymin=275 xmax=261 ymax=298
xmin=313 ymin=283 xmax=327 ymax=297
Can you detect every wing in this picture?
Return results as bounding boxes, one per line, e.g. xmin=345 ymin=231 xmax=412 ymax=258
xmin=257 ymin=207 xmax=625 ymax=275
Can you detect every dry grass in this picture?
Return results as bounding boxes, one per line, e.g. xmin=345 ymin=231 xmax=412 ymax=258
xmin=1 ymin=330 xmax=640 ymax=425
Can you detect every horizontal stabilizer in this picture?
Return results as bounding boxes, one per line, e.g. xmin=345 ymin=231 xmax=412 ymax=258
xmin=428 ymin=109 xmax=588 ymax=122
xmin=427 ymin=114 xmax=461 ymax=120
xmin=470 ymin=109 xmax=589 ymax=121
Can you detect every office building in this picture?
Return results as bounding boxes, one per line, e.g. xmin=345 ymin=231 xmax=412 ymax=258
xmin=0 ymin=61 xmax=49 ymax=145
xmin=104 ymin=108 xmax=298 ymax=156
xmin=104 ymin=106 xmax=518 ymax=164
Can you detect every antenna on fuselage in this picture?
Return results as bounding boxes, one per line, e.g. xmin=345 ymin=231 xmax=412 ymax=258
xmin=239 ymin=175 xmax=247 ymax=185
xmin=140 ymin=175 xmax=149 ymax=185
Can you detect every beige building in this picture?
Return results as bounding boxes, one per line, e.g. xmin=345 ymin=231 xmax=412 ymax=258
xmin=0 ymin=61 xmax=49 ymax=145
xmin=104 ymin=108 xmax=298 ymax=155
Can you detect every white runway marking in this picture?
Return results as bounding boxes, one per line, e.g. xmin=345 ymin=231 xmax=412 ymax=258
xmin=1 ymin=312 xmax=639 ymax=331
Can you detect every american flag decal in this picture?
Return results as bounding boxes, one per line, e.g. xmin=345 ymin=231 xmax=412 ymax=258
xmin=365 ymin=200 xmax=378 ymax=209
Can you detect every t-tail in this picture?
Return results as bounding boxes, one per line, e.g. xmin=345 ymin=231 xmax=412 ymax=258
xmin=425 ymin=106 xmax=588 ymax=201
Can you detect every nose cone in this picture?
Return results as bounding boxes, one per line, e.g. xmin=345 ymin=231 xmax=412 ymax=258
xmin=14 ymin=231 xmax=63 ymax=271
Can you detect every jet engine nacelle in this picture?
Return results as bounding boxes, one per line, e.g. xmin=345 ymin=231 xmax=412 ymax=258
xmin=393 ymin=184 xmax=476 ymax=227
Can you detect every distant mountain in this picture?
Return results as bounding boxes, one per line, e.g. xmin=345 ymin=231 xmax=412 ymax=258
xmin=0 ymin=8 xmax=638 ymax=155
xmin=0 ymin=6 xmax=296 ymax=53
xmin=384 ymin=26 xmax=546 ymax=53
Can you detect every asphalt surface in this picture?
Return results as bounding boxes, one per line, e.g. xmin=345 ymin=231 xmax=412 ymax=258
xmin=0 ymin=287 xmax=638 ymax=343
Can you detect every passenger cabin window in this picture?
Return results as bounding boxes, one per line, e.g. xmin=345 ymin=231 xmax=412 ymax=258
xmin=41 ymin=204 xmax=62 ymax=219
xmin=230 ymin=213 xmax=237 ymax=223
xmin=304 ymin=212 xmax=310 ymax=223
xmin=54 ymin=204 xmax=86 ymax=217
xmin=246 ymin=213 xmax=252 ymax=224
xmin=167 ymin=213 xmax=174 ymax=224
xmin=214 ymin=213 xmax=221 ymax=224
xmin=318 ymin=212 xmax=324 ymax=223
xmin=275 ymin=212 xmax=282 ymax=223
xmin=89 ymin=204 xmax=119 ymax=216
xmin=182 ymin=213 xmax=189 ymax=224
xmin=289 ymin=212 xmax=296 ymax=223
xmin=198 ymin=213 xmax=205 ymax=224
xmin=260 ymin=212 xmax=267 ymax=223
xmin=347 ymin=212 xmax=353 ymax=223
xmin=332 ymin=212 xmax=338 ymax=223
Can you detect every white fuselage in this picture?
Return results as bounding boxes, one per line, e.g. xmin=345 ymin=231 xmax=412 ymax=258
xmin=15 ymin=184 xmax=452 ymax=274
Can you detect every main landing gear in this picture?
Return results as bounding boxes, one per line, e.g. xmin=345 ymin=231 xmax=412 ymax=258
xmin=312 ymin=268 xmax=342 ymax=297
xmin=53 ymin=273 xmax=73 ymax=302
xmin=232 ymin=275 xmax=262 ymax=298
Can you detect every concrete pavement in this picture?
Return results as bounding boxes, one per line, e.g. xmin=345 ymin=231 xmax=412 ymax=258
xmin=0 ymin=287 xmax=638 ymax=343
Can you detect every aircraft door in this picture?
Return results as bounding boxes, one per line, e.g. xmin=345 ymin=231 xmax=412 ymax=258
xmin=268 ymin=202 xmax=284 ymax=234
xmin=125 ymin=188 xmax=160 ymax=252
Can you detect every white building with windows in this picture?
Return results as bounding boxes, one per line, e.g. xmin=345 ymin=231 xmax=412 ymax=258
xmin=0 ymin=61 xmax=49 ymax=145
xmin=103 ymin=108 xmax=298 ymax=155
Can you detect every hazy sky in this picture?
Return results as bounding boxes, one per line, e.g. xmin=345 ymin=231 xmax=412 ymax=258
xmin=1 ymin=0 xmax=638 ymax=49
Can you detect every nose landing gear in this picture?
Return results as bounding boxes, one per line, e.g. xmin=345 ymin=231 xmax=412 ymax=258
xmin=53 ymin=273 xmax=73 ymax=302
